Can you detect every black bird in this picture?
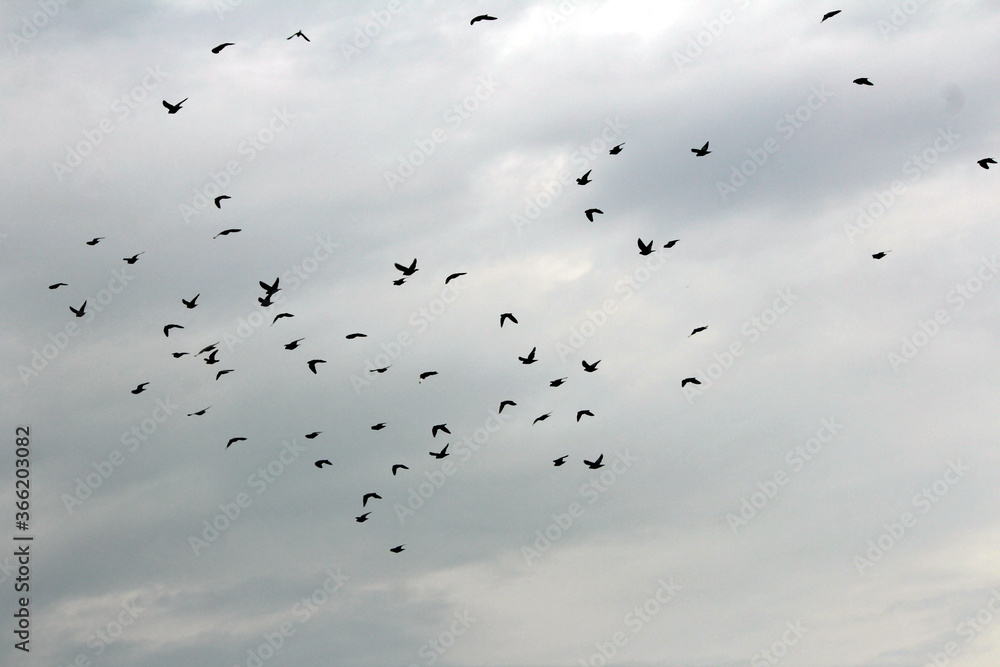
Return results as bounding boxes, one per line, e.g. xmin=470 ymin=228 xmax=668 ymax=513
xmin=609 ymin=143 xmax=624 ymax=155
xmin=215 ymin=369 xmax=234 ymax=380
xmin=553 ymin=456 xmax=568 ymax=466
xmin=214 ymin=228 xmax=241 ymax=238
xmin=204 ymin=350 xmax=220 ymax=364
xmin=305 ymin=431 xmax=322 ymax=439
xmin=853 ymin=77 xmax=873 ymax=86
xmin=182 ymin=294 xmax=200 ymax=309
xmin=49 ymin=282 xmax=67 ymax=289
xmin=582 ymin=359 xmax=600 ymax=373
xmin=162 ymin=98 xmax=188 ymax=114
xmin=393 ymin=278 xmax=407 ymax=286
xmin=429 ymin=444 xmax=450 ymax=459
xmin=691 ymin=141 xmax=711 ymax=157
xmin=576 ymin=170 xmax=592 ymax=185
xmin=345 ymin=333 xmax=367 ymax=339
xmin=315 ymin=459 xmax=332 ymax=469
xmin=362 ymin=492 xmax=382 ymax=507
xmin=259 ymin=278 xmax=280 ymax=295
xmin=86 ymin=237 xmax=104 ymax=246
xmin=371 ymin=423 xmax=387 ymax=430
xmin=211 ymin=42 xmax=234 ymax=53
xmin=663 ymin=240 xmax=679 ymax=248
xmin=258 ymin=294 xmax=275 ymax=307
xmin=392 ymin=464 xmax=409 ymax=475
xmin=498 ymin=400 xmax=516 ymax=413
xmin=500 ymin=312 xmax=518 ymax=327
xmin=584 ymin=455 xmax=604 ymax=469
xmin=638 ymin=238 xmax=654 ymax=256
xmin=171 ymin=352 xmax=188 ymax=358
xmin=681 ymin=377 xmax=701 ymax=387
xmin=419 ymin=371 xmax=438 ymax=382
xmin=585 ymin=208 xmax=603 ymax=222
xmin=470 ymin=14 xmax=497 ymax=24
xmin=131 ymin=382 xmax=149 ymax=395
xmin=163 ymin=324 xmax=184 ymax=337
xmin=123 ymin=252 xmax=144 ymax=264
xmin=432 ymin=424 xmax=450 ymax=437
xmin=355 ymin=513 xmax=371 ymax=523
xmin=533 ymin=412 xmax=552 ymax=424
xmin=70 ymin=301 xmax=87 ymax=318
xmin=188 ymin=406 xmax=211 ymax=416
xmin=550 ymin=377 xmax=568 ymax=387
xmin=287 ymin=30 xmax=310 ymax=41
xmin=872 ymin=251 xmax=891 ymax=259
xmin=214 ymin=195 xmax=230 ymax=208
xmin=689 ymin=326 xmax=708 ymax=337
xmin=978 ymin=158 xmax=996 ymax=170
xmin=196 ymin=342 xmax=219 ymax=356
xmin=519 ymin=347 xmax=537 ymax=364
xmin=226 ymin=437 xmax=246 ymax=449
xmin=821 ymin=10 xmax=841 ymax=21
xmin=445 ymin=272 xmax=466 ymax=284
xmin=577 ymin=410 xmax=594 ymax=421
xmin=272 ymin=312 xmax=293 ymax=325
xmin=285 ymin=338 xmax=305 ymax=350
xmin=390 ymin=545 xmax=405 ymax=553
xmin=307 ymin=359 xmax=326 ymax=374
xmin=394 ymin=259 xmax=418 ymax=276
xmin=370 ymin=365 xmax=390 ymax=374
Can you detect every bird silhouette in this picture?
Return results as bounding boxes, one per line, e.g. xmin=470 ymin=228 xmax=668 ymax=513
xmin=689 ymin=326 xmax=708 ymax=337
xmin=637 ymin=238 xmax=654 ymax=255
xmin=577 ymin=410 xmax=594 ymax=421
xmin=215 ymin=369 xmax=234 ymax=380
xmin=285 ymin=338 xmax=305 ymax=350
xmin=853 ymin=77 xmax=873 ymax=86
xmin=550 ymin=377 xmax=568 ymax=387
xmin=258 ymin=294 xmax=275 ymax=307
xmin=162 ymin=98 xmax=188 ymax=114
xmin=691 ymin=141 xmax=711 ymax=156
xmin=390 ymin=545 xmax=405 ymax=553
xmin=609 ymin=143 xmax=624 ymax=155
xmin=821 ymin=10 xmax=841 ymax=21
xmin=394 ymin=259 xmax=418 ymax=276
xmin=519 ymin=347 xmax=537 ymax=364
xmin=582 ymin=359 xmax=600 ymax=372
xmin=172 ymin=352 xmax=188 ymax=358
xmin=211 ymin=42 xmax=234 ymax=53
xmin=48 ymin=282 xmax=67 ymax=289
xmin=584 ymin=455 xmax=604 ymax=469
xmin=533 ymin=412 xmax=552 ymax=424
xmin=305 ymin=431 xmax=322 ymax=439
xmin=259 ymin=278 xmax=280 ymax=295
xmin=432 ymin=424 xmax=450 ymax=437
xmin=86 ymin=237 xmax=104 ymax=246
xmin=70 ymin=301 xmax=87 ymax=318
xmin=585 ymin=208 xmax=603 ymax=221
xmin=123 ymin=252 xmax=144 ymax=264
xmin=272 ymin=313 xmax=293 ymax=325
xmin=499 ymin=400 xmax=517 ymax=413
xmin=225 ymin=437 xmax=246 ymax=449
xmin=429 ymin=444 xmax=450 ymax=459
xmin=663 ymin=239 xmax=679 ymax=248
xmin=182 ymin=294 xmax=200 ymax=309
xmin=163 ymin=324 xmax=184 ymax=337
xmin=315 ymin=459 xmax=332 ymax=469
xmin=500 ymin=312 xmax=518 ymax=327
xmin=370 ymin=365 xmax=390 ymax=374
xmin=188 ymin=406 xmax=211 ymax=416
xmin=214 ymin=228 xmax=241 ymax=238
xmin=393 ymin=278 xmax=407 ymax=286
xmin=214 ymin=195 xmax=230 ymax=208
xmin=978 ymin=158 xmax=996 ymax=169
xmin=470 ymin=14 xmax=497 ymax=24
xmin=355 ymin=512 xmax=371 ymax=523
xmin=204 ymin=350 xmax=220 ymax=364
xmin=131 ymin=383 xmax=149 ymax=395
xmin=345 ymin=333 xmax=367 ymax=339
xmin=553 ymin=456 xmax=568 ymax=466
xmin=392 ymin=464 xmax=409 ymax=475
xmin=576 ymin=170 xmax=592 ymax=185
xmin=363 ymin=493 xmax=382 ymax=507
xmin=419 ymin=371 xmax=438 ymax=382
xmin=196 ymin=342 xmax=219 ymax=356
xmin=681 ymin=377 xmax=701 ymax=387
xmin=287 ymin=30 xmax=310 ymax=41
xmin=307 ymin=359 xmax=326 ymax=374
xmin=371 ymin=423 xmax=387 ymax=430
xmin=445 ymin=272 xmax=466 ymax=284
xmin=872 ymin=251 xmax=891 ymax=259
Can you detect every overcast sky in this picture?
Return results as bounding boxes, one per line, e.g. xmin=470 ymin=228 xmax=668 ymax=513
xmin=3 ymin=1 xmax=1000 ymax=665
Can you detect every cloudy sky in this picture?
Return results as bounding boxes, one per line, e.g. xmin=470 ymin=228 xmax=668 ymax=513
xmin=3 ymin=0 xmax=1000 ymax=665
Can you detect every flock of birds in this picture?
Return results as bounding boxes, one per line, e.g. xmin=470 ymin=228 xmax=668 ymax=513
xmin=51 ymin=9 xmax=996 ymax=556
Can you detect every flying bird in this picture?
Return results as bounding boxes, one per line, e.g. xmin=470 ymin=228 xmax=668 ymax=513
xmin=821 ymin=10 xmax=841 ymax=21
xmin=500 ymin=312 xmax=518 ymax=327
xmin=187 ymin=406 xmax=211 ymax=417
xmin=419 ymin=371 xmax=438 ymax=382
xmin=162 ymin=98 xmax=188 ymax=114
xmin=345 ymin=333 xmax=367 ymax=339
xmin=978 ymin=158 xmax=996 ymax=169
xmin=70 ymin=301 xmax=87 ymax=318
xmin=609 ymin=143 xmax=624 ymax=155
xmin=689 ymin=326 xmax=708 ymax=337
xmin=315 ymin=459 xmax=332 ymax=469
xmin=196 ymin=342 xmax=219 ymax=356
xmin=584 ymin=455 xmax=605 ymax=469
xmin=576 ymin=170 xmax=592 ymax=185
xmin=362 ymin=492 xmax=382 ymax=507
xmin=258 ymin=294 xmax=275 ymax=307
xmin=131 ymin=382 xmax=149 ymax=395
xmin=533 ymin=412 xmax=552 ymax=425
xmin=355 ymin=513 xmax=371 ymax=523
xmin=182 ymin=294 xmax=200 ymax=309
xmin=518 ymin=347 xmax=537 ymax=364
xmin=284 ymin=338 xmax=304 ymax=350
xmin=371 ymin=423 xmax=387 ymax=430
xmin=681 ymin=377 xmax=701 ymax=387
xmin=393 ymin=278 xmax=407 ymax=286
xmin=638 ymin=238 xmax=654 ymax=256
xmin=582 ymin=359 xmax=600 ymax=373
xmin=691 ymin=141 xmax=711 ymax=157
xmin=394 ymin=259 xmax=418 ymax=276
xmin=215 ymin=369 xmax=234 ymax=380
xmin=663 ymin=240 xmax=679 ymax=248
xmin=470 ymin=14 xmax=497 ymax=24
xmin=214 ymin=228 xmax=241 ymax=238
xmin=163 ymin=324 xmax=184 ymax=337
xmin=445 ymin=272 xmax=466 ymax=284
xmin=577 ymin=410 xmax=594 ymax=421
xmin=287 ymin=31 xmax=310 ymax=41
xmin=429 ymin=444 xmax=450 ymax=459
xmin=585 ymin=208 xmax=603 ymax=222
xmin=307 ymin=359 xmax=326 ymax=374
xmin=48 ymin=282 xmax=67 ymax=289
xmin=204 ymin=350 xmax=220 ymax=365
xmin=86 ymin=237 xmax=104 ymax=246
xmin=259 ymin=278 xmax=280 ymax=295
xmin=272 ymin=312 xmax=293 ymax=325
xmin=305 ymin=431 xmax=322 ymax=439
xmin=872 ymin=251 xmax=891 ymax=259
xmin=432 ymin=423 xmax=451 ymax=437
xmin=390 ymin=545 xmax=405 ymax=553
xmin=123 ymin=252 xmax=144 ymax=264
xmin=211 ymin=42 xmax=234 ymax=53
xmin=853 ymin=77 xmax=873 ymax=86
xmin=550 ymin=377 xmax=568 ymax=387
xmin=553 ymin=456 xmax=568 ymax=466
xmin=392 ymin=464 xmax=409 ymax=475
xmin=498 ymin=400 xmax=517 ymax=413
xmin=370 ymin=365 xmax=390 ymax=374
xmin=213 ymin=195 xmax=230 ymax=209
xmin=225 ymin=437 xmax=246 ymax=449
xmin=172 ymin=352 xmax=188 ymax=358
